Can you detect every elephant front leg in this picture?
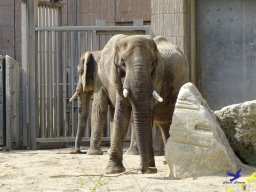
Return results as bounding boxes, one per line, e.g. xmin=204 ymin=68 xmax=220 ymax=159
xmin=87 ymin=90 xmax=108 ymax=155
xmin=71 ymin=93 xmax=92 ymax=154
xmin=106 ymin=96 xmax=131 ymax=174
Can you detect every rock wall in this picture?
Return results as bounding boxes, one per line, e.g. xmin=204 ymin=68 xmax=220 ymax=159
xmin=215 ymin=101 xmax=256 ymax=166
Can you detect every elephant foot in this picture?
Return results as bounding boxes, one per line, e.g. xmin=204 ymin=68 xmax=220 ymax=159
xmin=87 ymin=148 xmax=103 ymax=155
xmin=138 ymin=166 xmax=158 ymax=174
xmin=70 ymin=149 xmax=82 ymax=154
xmin=145 ymin=167 xmax=158 ymax=174
xmin=105 ymin=160 xmax=125 ymax=174
xmin=125 ymin=146 xmax=139 ymax=155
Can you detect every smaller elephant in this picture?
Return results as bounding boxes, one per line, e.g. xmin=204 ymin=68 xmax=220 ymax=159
xmin=69 ymin=50 xmax=106 ymax=154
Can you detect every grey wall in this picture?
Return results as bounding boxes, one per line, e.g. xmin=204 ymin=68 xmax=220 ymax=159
xmin=197 ymin=0 xmax=256 ymax=110
xmin=0 ymin=0 xmax=22 ymax=63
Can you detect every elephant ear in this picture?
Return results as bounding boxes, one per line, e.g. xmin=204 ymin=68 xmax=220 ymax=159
xmin=77 ymin=52 xmax=95 ymax=92
xmin=99 ymin=34 xmax=126 ymax=93
xmin=151 ymin=43 xmax=165 ymax=92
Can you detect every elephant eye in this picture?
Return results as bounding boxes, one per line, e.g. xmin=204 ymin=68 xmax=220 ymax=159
xmin=120 ymin=59 xmax=126 ymax=68
xmin=115 ymin=57 xmax=126 ymax=70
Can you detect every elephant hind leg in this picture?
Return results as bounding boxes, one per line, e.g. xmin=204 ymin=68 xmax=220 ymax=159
xmin=159 ymin=123 xmax=171 ymax=146
xmin=158 ymin=122 xmax=171 ymax=164
xmin=125 ymin=114 xmax=139 ymax=155
xmin=153 ymin=125 xmax=165 ymax=156
xmin=87 ymin=89 xmax=108 ymax=155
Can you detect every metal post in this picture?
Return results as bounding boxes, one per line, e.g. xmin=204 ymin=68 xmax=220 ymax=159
xmin=26 ymin=0 xmax=37 ymax=149
xmin=21 ymin=0 xmax=29 ymax=148
xmin=190 ymin=0 xmax=197 ymax=85
xmin=0 ymin=56 xmax=5 ymax=146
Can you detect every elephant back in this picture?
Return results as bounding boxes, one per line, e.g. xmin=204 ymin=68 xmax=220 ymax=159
xmin=153 ymin=36 xmax=189 ymax=94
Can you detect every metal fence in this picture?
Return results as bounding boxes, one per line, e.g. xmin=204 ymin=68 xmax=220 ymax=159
xmin=34 ymin=26 xmax=149 ymax=147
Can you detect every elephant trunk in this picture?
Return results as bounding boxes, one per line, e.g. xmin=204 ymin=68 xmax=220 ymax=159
xmin=125 ymin=67 xmax=153 ymax=173
xmin=75 ymin=93 xmax=91 ymax=151
xmin=132 ymin=103 xmax=152 ymax=173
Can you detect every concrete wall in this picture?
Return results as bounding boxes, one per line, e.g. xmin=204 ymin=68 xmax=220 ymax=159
xmin=78 ymin=0 xmax=116 ymax=26
xmin=78 ymin=0 xmax=150 ymax=26
xmin=151 ymin=0 xmax=188 ymax=55
xmin=0 ymin=0 xmax=21 ymax=63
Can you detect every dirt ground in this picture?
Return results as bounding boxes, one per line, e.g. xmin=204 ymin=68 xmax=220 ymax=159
xmin=0 ymin=147 xmax=253 ymax=192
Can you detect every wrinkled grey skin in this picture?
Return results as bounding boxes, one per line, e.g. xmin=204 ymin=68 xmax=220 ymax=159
xmin=73 ymin=35 xmax=188 ymax=174
xmin=70 ymin=50 xmax=106 ymax=154
xmin=126 ymin=36 xmax=189 ymax=155
xmin=99 ymin=35 xmax=188 ymax=174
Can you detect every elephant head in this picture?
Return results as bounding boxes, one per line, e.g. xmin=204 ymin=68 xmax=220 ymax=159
xmin=106 ymin=35 xmax=165 ymax=173
xmin=69 ymin=51 xmax=100 ymax=102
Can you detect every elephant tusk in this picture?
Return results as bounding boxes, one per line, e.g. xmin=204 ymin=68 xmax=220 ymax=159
xmin=123 ymin=89 xmax=129 ymax=98
xmin=152 ymin=90 xmax=163 ymax=102
xmin=69 ymin=91 xmax=79 ymax=103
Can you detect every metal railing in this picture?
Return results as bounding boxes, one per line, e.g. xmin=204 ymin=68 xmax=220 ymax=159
xmin=34 ymin=25 xmax=150 ymax=147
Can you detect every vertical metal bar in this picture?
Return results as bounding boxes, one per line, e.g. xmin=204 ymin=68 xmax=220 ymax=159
xmin=190 ymin=0 xmax=197 ymax=85
xmin=36 ymin=4 xmax=41 ymax=139
xmin=67 ymin=31 xmax=71 ymax=136
xmin=62 ymin=31 xmax=67 ymax=137
xmin=56 ymin=30 xmax=60 ymax=137
xmin=44 ymin=6 xmax=47 ymax=137
xmin=21 ymin=0 xmax=29 ymax=148
xmin=56 ymin=7 xmax=61 ymax=136
xmin=40 ymin=29 xmax=45 ymax=138
xmin=78 ymin=31 xmax=81 ymax=55
xmin=44 ymin=7 xmax=47 ymax=137
xmin=45 ymin=7 xmax=51 ymax=137
xmin=70 ymin=31 xmax=74 ymax=137
xmin=51 ymin=7 xmax=56 ymax=137
xmin=92 ymin=30 xmax=98 ymax=51
xmin=48 ymin=12 xmax=53 ymax=137
xmin=85 ymin=31 xmax=88 ymax=51
xmin=28 ymin=0 xmax=37 ymax=149
xmin=0 ymin=56 xmax=4 ymax=146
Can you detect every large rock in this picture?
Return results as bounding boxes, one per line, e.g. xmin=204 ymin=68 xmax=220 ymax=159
xmin=215 ymin=101 xmax=256 ymax=166
xmin=165 ymin=83 xmax=242 ymax=179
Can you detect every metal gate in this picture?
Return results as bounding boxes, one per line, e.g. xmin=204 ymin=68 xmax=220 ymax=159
xmin=21 ymin=0 xmax=149 ymax=149
xmin=197 ymin=0 xmax=256 ymax=110
xmin=34 ymin=26 xmax=149 ymax=148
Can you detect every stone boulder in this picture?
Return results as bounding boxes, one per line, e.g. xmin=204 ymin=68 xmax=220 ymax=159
xmin=165 ymin=83 xmax=242 ymax=179
xmin=215 ymin=101 xmax=256 ymax=166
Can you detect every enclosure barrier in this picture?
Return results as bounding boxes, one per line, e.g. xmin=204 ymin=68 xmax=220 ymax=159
xmin=34 ymin=25 xmax=150 ymax=148
xmin=0 ymin=55 xmax=21 ymax=150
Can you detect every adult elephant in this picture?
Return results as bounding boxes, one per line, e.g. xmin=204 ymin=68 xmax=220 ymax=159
xmin=70 ymin=35 xmax=188 ymax=174
xmin=99 ymin=34 xmax=188 ymax=174
xmin=126 ymin=36 xmax=189 ymax=155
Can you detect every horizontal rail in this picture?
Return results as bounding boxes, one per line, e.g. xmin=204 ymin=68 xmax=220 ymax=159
xmin=35 ymin=137 xmax=131 ymax=143
xmin=35 ymin=25 xmax=150 ymax=32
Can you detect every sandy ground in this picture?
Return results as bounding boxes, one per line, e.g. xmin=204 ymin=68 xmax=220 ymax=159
xmin=0 ymin=147 xmax=254 ymax=192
